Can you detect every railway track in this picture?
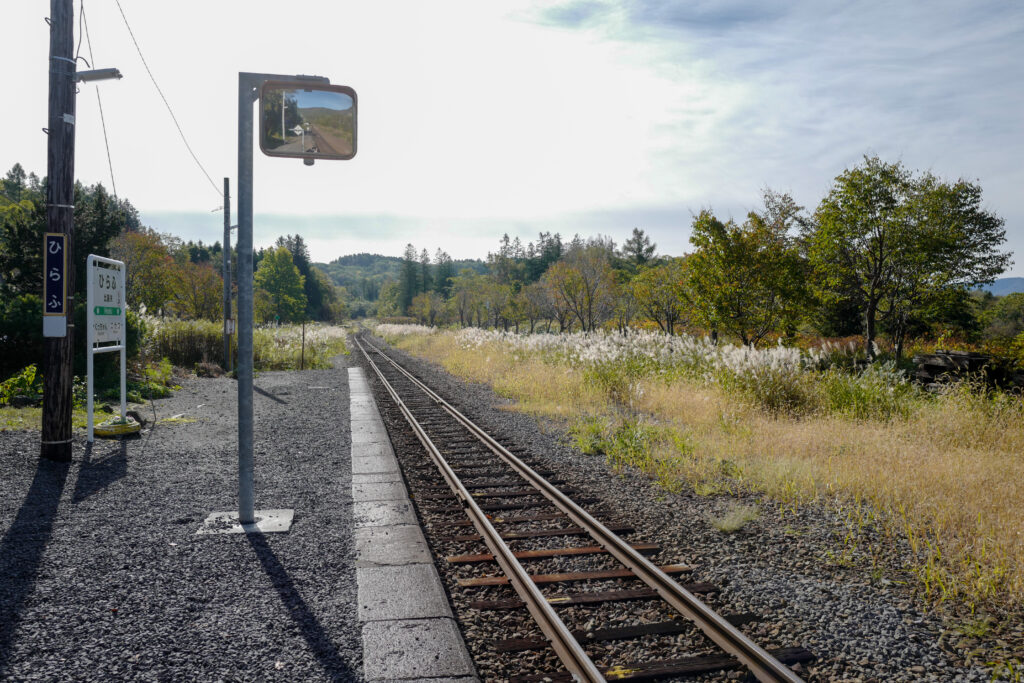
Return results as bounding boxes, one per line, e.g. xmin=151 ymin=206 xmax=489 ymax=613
xmin=353 ymin=332 xmax=815 ymax=682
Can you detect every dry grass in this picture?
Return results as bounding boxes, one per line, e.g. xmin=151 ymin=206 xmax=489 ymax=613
xmin=388 ymin=330 xmax=1024 ymax=611
xmin=639 ymin=380 xmax=1024 ymax=607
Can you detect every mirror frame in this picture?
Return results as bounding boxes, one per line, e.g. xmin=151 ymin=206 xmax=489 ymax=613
xmin=258 ymin=81 xmax=357 ymax=161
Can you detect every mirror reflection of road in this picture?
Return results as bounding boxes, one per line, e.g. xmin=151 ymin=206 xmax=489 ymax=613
xmin=270 ymin=123 xmax=352 ymax=156
xmin=306 ymin=122 xmax=352 ymax=156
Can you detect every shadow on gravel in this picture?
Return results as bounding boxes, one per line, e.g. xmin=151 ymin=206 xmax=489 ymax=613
xmin=246 ymin=531 xmax=356 ymax=680
xmin=254 ymin=386 xmax=288 ymax=405
xmin=72 ymin=441 xmax=127 ymax=504
xmin=0 ymin=457 xmax=71 ymax=675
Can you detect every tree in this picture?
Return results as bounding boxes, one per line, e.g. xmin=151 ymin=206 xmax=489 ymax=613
xmin=254 ymin=246 xmax=307 ymax=323
xmin=631 ymin=257 xmax=690 ymax=334
xmin=622 ymin=228 xmax=656 ymax=270
xmin=434 ymin=249 xmax=453 ymax=297
xmin=687 ymin=192 xmax=806 ymax=345
xmin=171 ymin=261 xmax=223 ymax=321
xmin=419 ymin=248 xmax=432 ymax=294
xmin=808 ymin=157 xmax=1010 ymax=359
xmin=398 ymin=243 xmax=419 ymax=313
xmin=541 ymin=244 xmax=616 ymax=332
xmin=109 ymin=228 xmax=176 ymax=314
xmin=982 ymin=292 xmax=1024 ymax=339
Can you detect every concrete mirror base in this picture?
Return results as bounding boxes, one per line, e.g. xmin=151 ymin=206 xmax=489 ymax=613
xmin=196 ymin=509 xmax=294 ymax=535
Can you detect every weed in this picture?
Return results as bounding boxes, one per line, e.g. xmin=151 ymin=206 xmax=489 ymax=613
xmin=708 ymin=502 xmax=759 ymax=533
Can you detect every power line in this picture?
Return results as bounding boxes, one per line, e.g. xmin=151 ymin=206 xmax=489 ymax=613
xmin=81 ymin=2 xmax=117 ymax=198
xmin=113 ymin=0 xmax=223 ymax=197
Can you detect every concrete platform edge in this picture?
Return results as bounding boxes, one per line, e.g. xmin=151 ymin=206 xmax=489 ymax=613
xmin=347 ymin=366 xmax=479 ymax=682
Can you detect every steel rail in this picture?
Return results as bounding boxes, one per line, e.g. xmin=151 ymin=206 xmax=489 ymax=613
xmin=360 ymin=333 xmax=805 ymax=683
xmin=352 ymin=336 xmax=606 ymax=682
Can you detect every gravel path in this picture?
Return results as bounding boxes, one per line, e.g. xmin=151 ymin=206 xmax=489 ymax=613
xmin=361 ymin=335 xmax=997 ymax=683
xmin=0 ymin=360 xmax=362 ymax=682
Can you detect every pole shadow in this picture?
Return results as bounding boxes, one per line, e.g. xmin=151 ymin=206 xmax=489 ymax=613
xmin=254 ymin=386 xmax=288 ymax=405
xmin=0 ymin=456 xmax=71 ymax=675
xmin=71 ymin=440 xmax=127 ymax=504
xmin=245 ymin=531 xmax=356 ymax=680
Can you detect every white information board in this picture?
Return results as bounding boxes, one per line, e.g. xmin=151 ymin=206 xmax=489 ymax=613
xmin=90 ymin=263 xmax=125 ymax=343
xmin=86 ymin=255 xmax=127 ymax=442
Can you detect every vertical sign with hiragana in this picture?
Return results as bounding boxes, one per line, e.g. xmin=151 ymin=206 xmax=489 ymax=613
xmin=43 ymin=233 xmax=67 ymax=338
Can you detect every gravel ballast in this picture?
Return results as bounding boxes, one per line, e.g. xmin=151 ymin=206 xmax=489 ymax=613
xmin=0 ymin=362 xmax=362 ymax=682
xmin=359 ymin=334 xmax=998 ymax=682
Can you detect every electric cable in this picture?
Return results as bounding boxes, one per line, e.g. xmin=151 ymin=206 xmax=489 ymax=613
xmin=81 ymin=2 xmax=118 ymax=199
xmin=113 ymin=0 xmax=223 ymax=197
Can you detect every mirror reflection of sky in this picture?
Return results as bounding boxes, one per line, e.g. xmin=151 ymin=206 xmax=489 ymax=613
xmin=292 ymin=89 xmax=353 ymax=111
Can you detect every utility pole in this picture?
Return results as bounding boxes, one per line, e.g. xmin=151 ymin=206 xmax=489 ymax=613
xmin=222 ymin=177 xmax=232 ymax=372
xmin=41 ymin=0 xmax=76 ymax=462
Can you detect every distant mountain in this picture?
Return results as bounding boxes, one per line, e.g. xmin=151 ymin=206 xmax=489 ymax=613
xmin=315 ymin=252 xmax=487 ymax=301
xmin=981 ymin=278 xmax=1024 ymax=296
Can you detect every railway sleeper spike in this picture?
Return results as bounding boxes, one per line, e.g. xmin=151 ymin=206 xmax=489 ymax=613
xmin=509 ymin=647 xmax=815 ymax=682
xmin=457 ymin=563 xmax=692 ymax=587
xmin=469 ymin=584 xmax=719 ymax=610
xmin=450 ymin=523 xmax=634 ymax=542
xmin=446 ymin=542 xmax=659 ymax=564
xmin=493 ymin=613 xmax=760 ymax=652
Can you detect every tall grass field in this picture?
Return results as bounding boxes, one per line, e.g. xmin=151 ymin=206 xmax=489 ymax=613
xmin=376 ymin=324 xmax=1024 ymax=614
xmin=147 ymin=318 xmax=348 ymax=371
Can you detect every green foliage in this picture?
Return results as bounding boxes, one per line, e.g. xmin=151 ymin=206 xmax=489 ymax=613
xmin=817 ymin=362 xmax=919 ymax=421
xmin=807 ymin=156 xmax=1010 ymax=359
xmin=687 ymin=190 xmax=807 ymax=345
xmin=0 ymin=364 xmax=43 ymax=406
xmin=0 ymin=294 xmax=46 ymax=378
xmin=255 ymin=246 xmax=307 ymax=323
xmin=983 ymin=293 xmax=1024 ymax=340
xmin=631 ymin=257 xmax=689 ymax=334
xmin=715 ymin=362 xmax=812 ymax=416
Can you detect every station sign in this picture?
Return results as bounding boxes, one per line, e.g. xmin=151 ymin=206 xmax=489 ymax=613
xmin=89 ymin=260 xmax=125 ymax=344
xmin=43 ymin=233 xmax=67 ymax=337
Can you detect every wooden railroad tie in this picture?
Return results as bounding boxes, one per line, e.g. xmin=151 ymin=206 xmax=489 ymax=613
xmin=451 ymin=524 xmax=633 ymax=542
xmin=494 ymin=613 xmax=759 ymax=652
xmin=510 ymin=647 xmax=815 ymax=682
xmin=415 ymin=488 xmax=579 ymax=501
xmin=436 ymin=512 xmax=569 ymax=528
xmin=470 ymin=585 xmax=718 ymax=611
xmin=457 ymin=563 xmax=691 ymax=587
xmin=426 ymin=497 xmax=600 ymax=513
xmin=447 ymin=543 xmax=659 ymax=564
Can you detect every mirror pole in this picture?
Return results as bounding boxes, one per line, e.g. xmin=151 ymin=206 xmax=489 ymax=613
xmin=237 ymin=73 xmax=259 ymax=525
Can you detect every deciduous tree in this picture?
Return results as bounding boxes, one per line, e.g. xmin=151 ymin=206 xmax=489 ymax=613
xmin=808 ymin=157 xmax=1010 ymax=359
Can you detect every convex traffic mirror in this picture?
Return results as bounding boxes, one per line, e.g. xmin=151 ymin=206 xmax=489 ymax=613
xmin=259 ymin=82 xmax=356 ymax=160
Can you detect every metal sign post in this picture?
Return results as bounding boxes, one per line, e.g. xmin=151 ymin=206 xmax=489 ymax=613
xmin=199 ymin=71 xmax=355 ymax=536
xmin=85 ymin=254 xmax=127 ymax=442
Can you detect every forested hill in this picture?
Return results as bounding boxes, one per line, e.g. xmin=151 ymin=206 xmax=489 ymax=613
xmin=316 ymin=252 xmax=486 ymax=301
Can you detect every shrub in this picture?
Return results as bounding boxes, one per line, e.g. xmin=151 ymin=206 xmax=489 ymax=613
xmin=0 ymin=365 xmax=43 ymax=406
xmin=817 ymin=361 xmax=920 ymax=421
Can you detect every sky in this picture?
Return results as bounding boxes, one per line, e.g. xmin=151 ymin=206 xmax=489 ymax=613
xmin=3 ymin=1 xmax=1023 ymax=275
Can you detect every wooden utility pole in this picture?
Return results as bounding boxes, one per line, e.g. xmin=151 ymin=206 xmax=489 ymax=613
xmin=41 ymin=0 xmax=76 ymax=462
